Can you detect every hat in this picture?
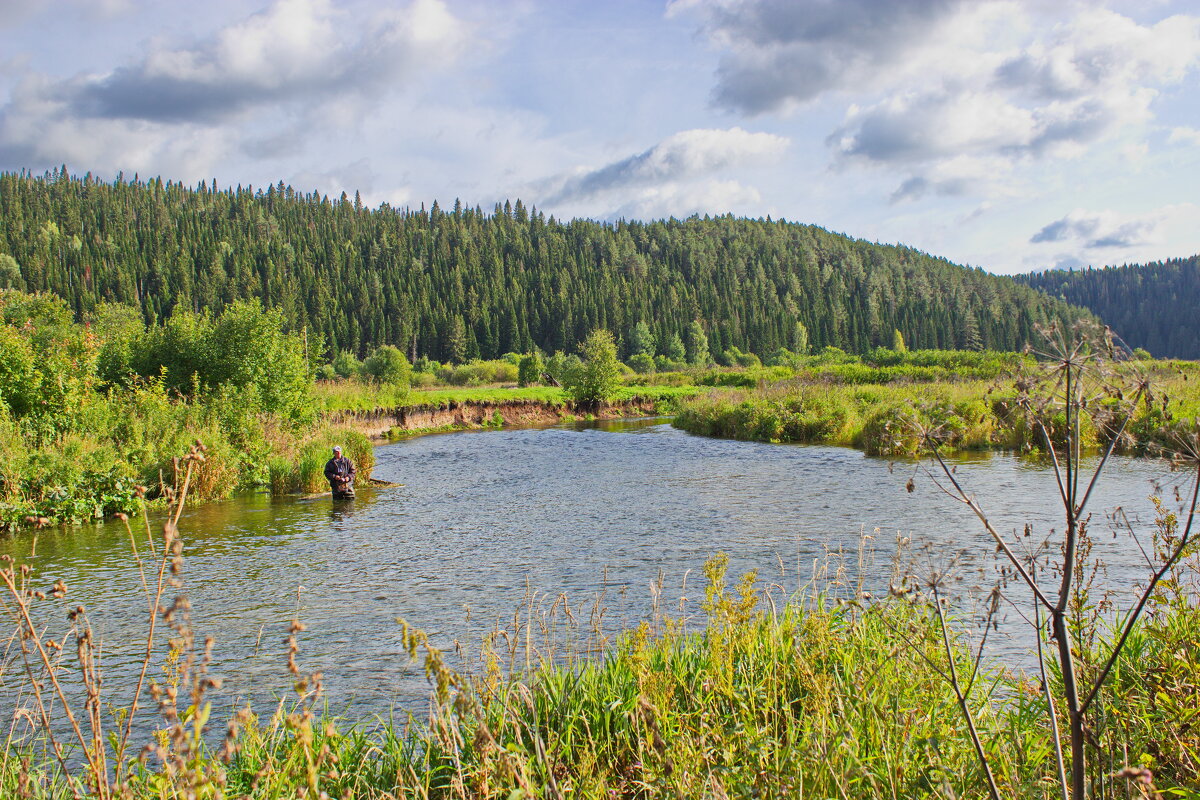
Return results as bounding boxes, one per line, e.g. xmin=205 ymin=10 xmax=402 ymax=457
xmin=333 ymin=445 xmax=343 ymax=453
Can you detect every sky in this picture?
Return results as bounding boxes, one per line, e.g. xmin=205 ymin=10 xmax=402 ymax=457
xmin=1 ymin=0 xmax=1198 ymax=275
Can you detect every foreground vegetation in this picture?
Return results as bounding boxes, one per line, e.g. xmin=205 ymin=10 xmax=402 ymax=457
xmin=2 ymin=524 xmax=1196 ymax=798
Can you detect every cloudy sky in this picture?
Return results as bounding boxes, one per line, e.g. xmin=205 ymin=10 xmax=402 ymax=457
xmin=1 ymin=0 xmax=1198 ymax=274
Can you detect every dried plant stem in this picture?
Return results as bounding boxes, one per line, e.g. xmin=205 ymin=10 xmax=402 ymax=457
xmin=115 ymin=458 xmax=194 ymax=780
xmin=1080 ymin=465 xmax=1200 ymax=716
xmin=1035 ymin=583 xmax=1070 ymax=800
xmin=931 ymin=583 xmax=1000 ymax=800
xmin=0 ymin=569 xmax=108 ymax=799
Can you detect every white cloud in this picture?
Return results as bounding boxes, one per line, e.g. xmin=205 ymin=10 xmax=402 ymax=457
xmin=834 ymin=8 xmax=1200 ymax=177
xmin=0 ymin=0 xmax=465 ymax=177
xmin=72 ymin=0 xmax=464 ymax=123
xmin=1168 ymin=126 xmax=1200 ymax=146
xmin=1030 ymin=206 xmax=1192 ymax=249
xmin=888 ymin=155 xmax=1016 ymax=204
xmin=669 ymin=0 xmax=975 ymax=114
xmin=678 ymin=1 xmax=1200 ymax=206
xmin=610 ymin=179 xmax=764 ymax=220
xmin=543 ymin=127 xmax=788 ymax=204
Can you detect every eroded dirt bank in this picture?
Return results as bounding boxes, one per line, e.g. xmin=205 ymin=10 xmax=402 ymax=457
xmin=327 ymin=398 xmax=660 ymax=439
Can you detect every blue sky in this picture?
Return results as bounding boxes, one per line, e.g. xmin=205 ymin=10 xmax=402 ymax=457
xmin=1 ymin=0 xmax=1198 ymax=274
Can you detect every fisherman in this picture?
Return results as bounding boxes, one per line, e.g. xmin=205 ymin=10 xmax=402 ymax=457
xmin=324 ymin=445 xmax=356 ymax=499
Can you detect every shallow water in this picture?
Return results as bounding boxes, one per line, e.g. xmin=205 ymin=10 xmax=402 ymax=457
xmin=0 ymin=419 xmax=1187 ymax=725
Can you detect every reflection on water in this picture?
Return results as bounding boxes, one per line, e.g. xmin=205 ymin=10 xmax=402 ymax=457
xmin=0 ymin=421 xmax=1186 ymax=722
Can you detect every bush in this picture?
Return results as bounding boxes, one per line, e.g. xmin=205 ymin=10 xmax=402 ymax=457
xmin=628 ymin=352 xmax=656 ymax=374
xmin=363 ymin=345 xmax=412 ymax=387
xmin=518 ymin=353 xmax=543 ymax=387
xmin=332 ymin=350 xmax=363 ymax=378
xmin=564 ymin=330 xmax=622 ymax=406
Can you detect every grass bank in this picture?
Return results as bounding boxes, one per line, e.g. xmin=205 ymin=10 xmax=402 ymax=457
xmin=315 ymin=381 xmax=702 ymax=413
xmin=674 ymin=358 xmax=1200 ymax=457
xmin=0 ymin=379 xmax=378 ymax=531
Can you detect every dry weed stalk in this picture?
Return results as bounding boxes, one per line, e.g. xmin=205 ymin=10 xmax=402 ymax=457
xmin=0 ymin=442 xmax=244 ymax=799
xmin=915 ymin=322 xmax=1200 ymax=800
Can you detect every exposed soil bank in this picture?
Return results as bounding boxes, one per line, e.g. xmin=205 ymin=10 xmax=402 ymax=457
xmin=326 ymin=398 xmax=660 ymax=439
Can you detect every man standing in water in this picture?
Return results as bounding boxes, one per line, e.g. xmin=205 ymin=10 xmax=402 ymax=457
xmin=324 ymin=445 xmax=356 ymax=499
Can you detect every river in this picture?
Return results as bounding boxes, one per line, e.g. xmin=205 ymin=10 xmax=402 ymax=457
xmin=0 ymin=419 xmax=1187 ymax=728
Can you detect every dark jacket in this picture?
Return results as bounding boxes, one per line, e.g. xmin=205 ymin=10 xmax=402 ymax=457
xmin=324 ymin=455 xmax=356 ymax=486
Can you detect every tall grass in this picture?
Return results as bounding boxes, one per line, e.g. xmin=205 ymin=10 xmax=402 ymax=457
xmin=266 ymin=428 xmax=375 ymax=494
xmin=674 ymin=382 xmax=1000 ymax=455
xmin=675 ymin=361 xmax=1200 ymax=457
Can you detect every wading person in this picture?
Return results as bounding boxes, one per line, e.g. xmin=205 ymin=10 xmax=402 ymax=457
xmin=324 ymin=445 xmax=356 ymax=499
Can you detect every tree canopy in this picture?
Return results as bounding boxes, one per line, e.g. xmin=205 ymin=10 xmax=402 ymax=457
xmin=1018 ymin=256 xmax=1200 ymax=358
xmin=0 ymin=168 xmax=1091 ymax=363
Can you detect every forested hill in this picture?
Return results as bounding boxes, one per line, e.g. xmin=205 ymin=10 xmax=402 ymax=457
xmin=1017 ymin=256 xmax=1200 ymax=359
xmin=0 ymin=169 xmax=1090 ymax=361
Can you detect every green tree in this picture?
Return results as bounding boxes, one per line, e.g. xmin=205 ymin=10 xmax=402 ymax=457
xmin=517 ymin=352 xmax=543 ymax=387
xmin=92 ymin=303 xmax=145 ymax=388
xmin=208 ymin=302 xmax=312 ymax=421
xmin=363 ymin=345 xmax=412 ymax=387
xmin=332 ymin=350 xmax=363 ymax=379
xmin=0 ymin=325 xmax=36 ymax=416
xmin=629 ymin=321 xmax=656 ymax=357
xmin=665 ymin=332 xmax=686 ymax=363
xmin=892 ymin=328 xmax=907 ymax=353
xmin=686 ymin=320 xmax=710 ymax=365
xmin=564 ymin=329 xmax=621 ymax=406
xmin=628 ymin=352 xmax=655 ymax=374
xmin=446 ymin=317 xmax=468 ymax=364
xmin=0 ymin=254 xmax=22 ymax=290
xmin=791 ymin=322 xmax=810 ymax=355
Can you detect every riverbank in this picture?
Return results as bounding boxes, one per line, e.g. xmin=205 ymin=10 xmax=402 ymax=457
xmin=325 ymin=391 xmax=690 ymax=438
xmin=673 ymin=358 xmax=1200 ymax=457
xmin=0 ymin=383 xmax=694 ymax=531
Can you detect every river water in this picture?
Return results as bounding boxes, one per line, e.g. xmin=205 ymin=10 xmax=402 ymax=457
xmin=0 ymin=419 xmax=1188 ymax=727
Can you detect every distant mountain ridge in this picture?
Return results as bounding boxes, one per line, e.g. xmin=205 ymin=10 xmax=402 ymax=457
xmin=1017 ymin=256 xmax=1200 ymax=359
xmin=0 ymin=169 xmax=1091 ymax=360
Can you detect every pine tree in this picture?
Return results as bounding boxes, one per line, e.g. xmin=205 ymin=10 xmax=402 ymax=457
xmin=686 ymin=320 xmax=710 ymax=365
xmin=792 ymin=321 xmax=810 ymax=355
xmin=629 ymin=320 xmax=656 ymax=357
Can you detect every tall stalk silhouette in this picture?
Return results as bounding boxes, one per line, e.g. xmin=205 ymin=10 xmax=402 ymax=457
xmin=920 ymin=322 xmax=1199 ymax=799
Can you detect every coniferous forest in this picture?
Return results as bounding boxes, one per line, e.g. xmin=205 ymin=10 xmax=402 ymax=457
xmin=1018 ymin=256 xmax=1200 ymax=359
xmin=0 ymin=169 xmax=1090 ymax=361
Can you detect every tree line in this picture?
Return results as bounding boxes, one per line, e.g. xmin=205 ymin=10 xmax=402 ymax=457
xmin=0 ymin=168 xmax=1091 ymax=362
xmin=1018 ymin=256 xmax=1200 ymax=358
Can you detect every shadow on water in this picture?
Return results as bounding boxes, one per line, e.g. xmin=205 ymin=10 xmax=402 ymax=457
xmin=0 ymin=421 xmax=1188 ymax=727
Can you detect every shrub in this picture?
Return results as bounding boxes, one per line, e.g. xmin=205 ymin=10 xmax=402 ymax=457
xmin=518 ymin=353 xmax=543 ymax=387
xmin=363 ymin=345 xmax=412 ymax=387
xmin=332 ymin=350 xmax=363 ymax=378
xmin=628 ymin=352 xmax=656 ymax=374
xmin=564 ymin=330 xmax=622 ymax=406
